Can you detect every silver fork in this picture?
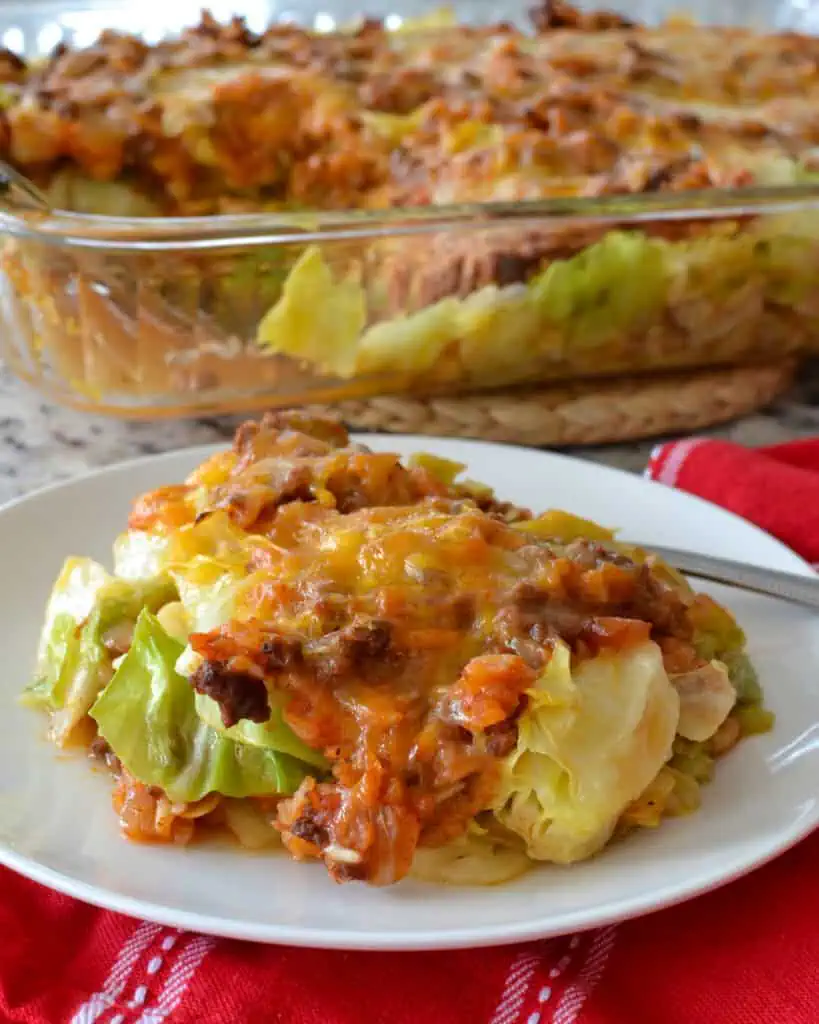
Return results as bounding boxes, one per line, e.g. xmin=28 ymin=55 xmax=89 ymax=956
xmin=0 ymin=159 xmax=50 ymax=212
xmin=642 ymin=544 xmax=819 ymax=610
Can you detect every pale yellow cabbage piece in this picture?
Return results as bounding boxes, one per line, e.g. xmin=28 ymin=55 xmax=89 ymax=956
xmin=359 ymin=108 xmax=426 ymax=144
xmin=256 ymin=246 xmax=366 ymax=377
xmin=356 ymin=298 xmax=461 ymax=375
xmin=493 ymin=641 xmax=680 ymax=864
xmin=113 ymin=529 xmax=172 ymax=582
xmin=410 ymin=827 xmax=531 ymax=886
xmin=392 ymin=6 xmax=456 ymax=31
xmin=44 ymin=170 xmax=161 ymax=216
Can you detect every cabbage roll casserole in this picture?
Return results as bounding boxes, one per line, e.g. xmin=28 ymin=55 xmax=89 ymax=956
xmin=23 ymin=414 xmax=772 ymax=885
xmin=4 ymin=2 xmax=819 ymax=215
xmin=5 ymin=2 xmax=819 ymax=410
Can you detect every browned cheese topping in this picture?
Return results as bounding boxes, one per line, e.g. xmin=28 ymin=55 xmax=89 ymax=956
xmin=3 ymin=3 xmax=819 ymax=215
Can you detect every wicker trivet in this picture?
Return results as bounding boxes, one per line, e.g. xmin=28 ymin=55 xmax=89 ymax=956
xmin=305 ymin=362 xmax=795 ymax=447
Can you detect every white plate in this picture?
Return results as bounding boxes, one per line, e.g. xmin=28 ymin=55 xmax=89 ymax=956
xmin=1 ymin=436 xmax=817 ymax=951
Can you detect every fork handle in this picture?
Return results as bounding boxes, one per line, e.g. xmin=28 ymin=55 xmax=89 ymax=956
xmin=642 ymin=544 xmax=819 ymax=611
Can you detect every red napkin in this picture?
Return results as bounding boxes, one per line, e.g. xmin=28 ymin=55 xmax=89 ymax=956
xmin=4 ymin=436 xmax=819 ymax=1024
xmin=647 ymin=437 xmax=819 ymax=565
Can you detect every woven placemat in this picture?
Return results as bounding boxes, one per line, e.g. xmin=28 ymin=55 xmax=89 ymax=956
xmin=305 ymin=362 xmax=795 ymax=447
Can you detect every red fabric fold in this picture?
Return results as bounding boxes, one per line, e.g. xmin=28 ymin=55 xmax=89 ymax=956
xmin=647 ymin=437 xmax=819 ymax=563
xmin=4 ymin=436 xmax=819 ymax=1024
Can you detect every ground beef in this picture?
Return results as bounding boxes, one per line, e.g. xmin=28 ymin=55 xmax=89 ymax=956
xmin=470 ymin=494 xmax=532 ymax=524
xmin=89 ymin=736 xmax=110 ymax=759
xmin=562 ymin=539 xmax=634 ymax=570
xmin=89 ymin=736 xmax=122 ymax=775
xmin=262 ymin=465 xmax=314 ymax=506
xmin=191 ymin=661 xmax=270 ymax=728
xmin=498 ymin=582 xmax=592 ymax=648
xmin=358 ymin=68 xmax=438 ymax=114
xmin=560 ymin=540 xmax=692 ymax=638
xmin=496 ymin=540 xmax=693 ymax=652
xmin=629 ymin=564 xmax=693 ymax=639
xmin=450 ymin=594 xmax=477 ymax=631
xmin=261 ymin=634 xmax=304 ymax=672
xmin=0 ymin=47 xmax=26 ymax=83
xmin=530 ymin=0 xmax=635 ymax=31
xmin=484 ymin=718 xmax=520 ymax=757
xmin=289 ymin=814 xmax=329 ymax=848
xmin=233 ymin=410 xmax=349 ymax=458
xmin=312 ymin=618 xmax=395 ymax=682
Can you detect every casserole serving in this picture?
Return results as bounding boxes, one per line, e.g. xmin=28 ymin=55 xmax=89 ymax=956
xmin=24 ymin=413 xmax=772 ymax=885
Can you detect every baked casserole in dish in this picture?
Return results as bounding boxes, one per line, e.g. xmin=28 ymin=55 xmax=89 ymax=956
xmin=1 ymin=1 xmax=819 ymax=413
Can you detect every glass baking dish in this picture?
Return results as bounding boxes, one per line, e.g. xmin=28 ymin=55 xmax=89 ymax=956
xmin=2 ymin=0 xmax=819 ymax=418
